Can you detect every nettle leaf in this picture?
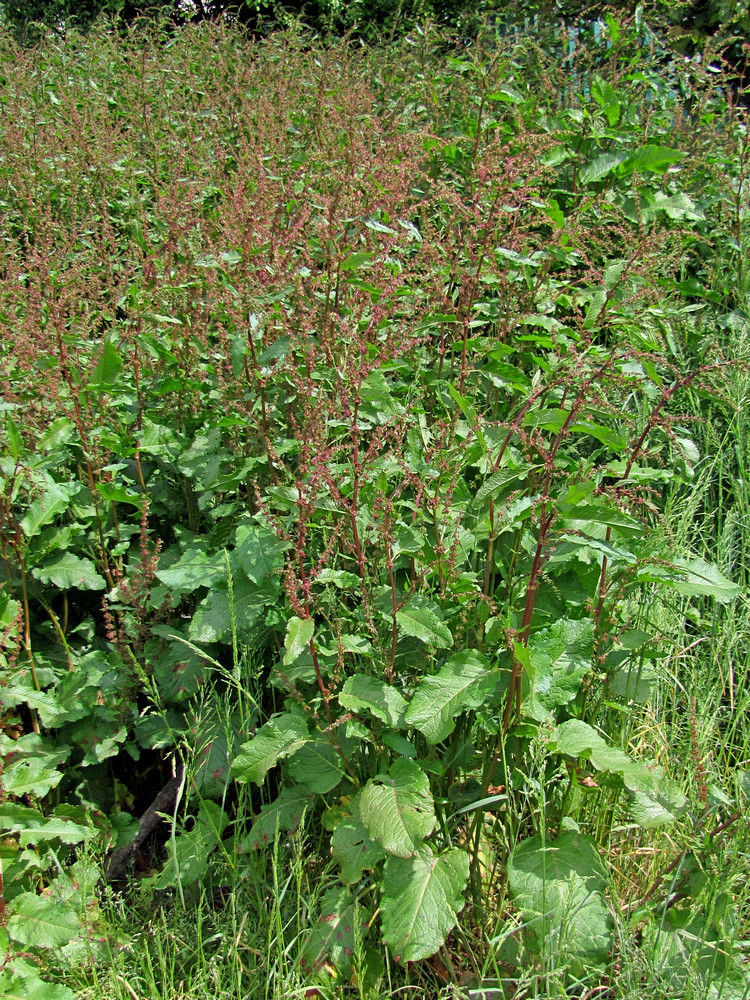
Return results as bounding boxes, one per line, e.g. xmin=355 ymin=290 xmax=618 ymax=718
xmin=359 ymin=759 xmax=435 ymax=858
xmin=552 ymin=720 xmax=687 ymax=826
xmin=404 ymin=651 xmax=495 ymax=744
xmin=331 ymin=793 xmax=386 ymax=884
xmin=395 ymin=595 xmax=452 ymax=649
xmin=301 ymin=886 xmax=369 ymax=977
xmin=528 ymin=618 xmax=594 ymax=719
xmin=7 ymin=893 xmax=80 ymax=948
xmin=284 ymin=616 xmax=314 ymax=665
xmin=671 ymin=557 xmax=741 ymax=604
xmin=339 ymin=676 xmax=408 ymax=728
xmin=0 ymin=804 xmax=94 ymax=846
xmin=232 ymin=714 xmax=310 ymax=785
xmin=156 ymin=547 xmax=227 ymax=594
xmin=33 ymin=552 xmax=106 ymax=591
xmin=232 ymin=524 xmax=290 ymax=583
xmin=508 ymin=832 xmax=613 ymax=972
xmin=2 ymin=754 xmax=66 ymax=798
xmin=381 ymin=845 xmax=469 ymax=963
xmin=288 ymin=735 xmax=344 ymax=793
xmin=241 ymin=786 xmax=313 ymax=849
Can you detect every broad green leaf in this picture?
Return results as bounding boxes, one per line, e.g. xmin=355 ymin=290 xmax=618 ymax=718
xmin=241 ymin=786 xmax=313 ymax=849
xmin=88 ymin=342 xmax=123 ymax=387
xmin=396 ymin=596 xmax=452 ymax=649
xmin=339 ymin=676 xmax=408 ymax=728
xmin=2 ymin=755 xmax=65 ymax=798
xmin=150 ymin=802 xmax=229 ymax=889
xmin=33 ymin=552 xmax=106 ymax=591
xmin=508 ymin=832 xmax=612 ymax=971
xmin=6 ymin=414 xmax=23 ymax=457
xmin=381 ymin=845 xmax=469 ymax=963
xmin=527 ymin=619 xmax=594 ymax=719
xmin=0 ymin=804 xmax=94 ymax=846
xmin=331 ymin=793 xmax=386 ymax=884
xmin=671 ymin=557 xmax=741 ymax=604
xmin=156 ymin=547 xmax=227 ymax=594
xmin=474 ymin=466 xmax=535 ymax=507
xmin=288 ymin=735 xmax=344 ymax=793
xmin=404 ymin=651 xmax=494 ymax=744
xmin=624 ymin=145 xmax=684 ymax=174
xmin=284 ymin=616 xmax=314 ymax=665
xmin=95 ymin=481 xmax=143 ymax=506
xmin=232 ymin=524 xmax=290 ymax=583
xmin=0 ymin=971 xmax=77 ymax=1000
xmin=232 ymin=714 xmax=309 ymax=785
xmin=552 ymin=720 xmax=686 ymax=826
xmin=359 ymin=759 xmax=435 ymax=858
xmin=189 ymin=575 xmax=275 ymax=643
xmin=579 ymin=151 xmax=627 ymax=184
xmin=8 ymin=894 xmax=80 ymax=948
xmin=302 ymin=887 xmax=369 ymax=976
xmin=20 ymin=482 xmax=76 ymax=540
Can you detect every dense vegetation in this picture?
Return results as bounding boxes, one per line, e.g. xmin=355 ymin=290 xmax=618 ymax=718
xmin=0 ymin=8 xmax=748 ymax=999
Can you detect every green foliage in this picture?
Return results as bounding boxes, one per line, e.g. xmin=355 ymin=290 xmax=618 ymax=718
xmin=0 ymin=9 xmax=748 ymax=999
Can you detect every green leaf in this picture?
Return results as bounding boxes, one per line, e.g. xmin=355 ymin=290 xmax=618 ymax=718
xmin=232 ymin=714 xmax=309 ymax=785
xmin=381 ymin=845 xmax=469 ymax=963
xmin=302 ymin=886 xmax=369 ymax=976
xmin=241 ymin=786 xmax=313 ymax=849
xmin=189 ymin=575 xmax=275 ymax=643
xmin=404 ymin=651 xmax=494 ymax=744
xmin=552 ymin=719 xmax=686 ymax=826
xmin=331 ymin=793 xmax=386 ymax=884
xmin=359 ymin=759 xmax=435 ymax=858
xmin=396 ymin=596 xmax=452 ymax=649
xmin=156 ymin=547 xmax=227 ymax=594
xmin=339 ymin=676 xmax=408 ymax=728
xmin=0 ymin=804 xmax=94 ymax=846
xmin=671 ymin=557 xmax=741 ymax=604
xmin=150 ymin=802 xmax=229 ymax=889
xmin=20 ymin=482 xmax=76 ymax=540
xmin=33 ymin=552 xmax=106 ymax=591
xmin=508 ymin=832 xmax=612 ymax=972
xmin=232 ymin=524 xmax=289 ymax=583
xmin=527 ymin=619 xmax=594 ymax=719
xmin=284 ymin=616 xmax=314 ymax=665
xmin=288 ymin=735 xmax=344 ymax=793
xmin=624 ymin=145 xmax=684 ymax=174
xmin=6 ymin=414 xmax=23 ymax=458
xmin=88 ymin=342 xmax=123 ymax=387
xmin=579 ymin=151 xmax=628 ymax=184
xmin=2 ymin=754 xmax=65 ymax=798
xmin=474 ymin=466 xmax=536 ymax=508
xmin=7 ymin=894 xmax=80 ymax=948
xmin=0 ymin=971 xmax=77 ymax=1000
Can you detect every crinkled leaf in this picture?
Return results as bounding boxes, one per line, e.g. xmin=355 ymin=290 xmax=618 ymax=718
xmin=7 ymin=894 xmax=79 ymax=948
xmin=396 ymin=595 xmax=452 ymax=648
xmin=528 ymin=618 xmax=594 ymax=719
xmin=404 ymin=651 xmax=494 ymax=744
xmin=359 ymin=758 xmax=435 ymax=858
xmin=232 ymin=524 xmax=289 ymax=583
xmin=33 ymin=552 xmax=106 ymax=591
xmin=331 ymin=793 xmax=386 ymax=884
xmin=580 ymin=151 xmax=628 ymax=184
xmin=381 ymin=845 xmax=469 ymax=963
xmin=0 ymin=971 xmax=77 ymax=1000
xmin=339 ymin=676 xmax=408 ymax=728
xmin=232 ymin=714 xmax=309 ymax=785
xmin=156 ymin=547 xmax=227 ymax=594
xmin=508 ymin=832 xmax=612 ymax=971
xmin=242 ymin=786 xmax=313 ymax=849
